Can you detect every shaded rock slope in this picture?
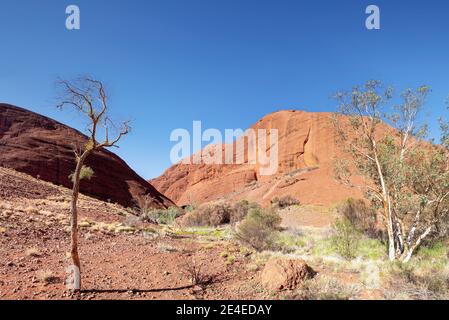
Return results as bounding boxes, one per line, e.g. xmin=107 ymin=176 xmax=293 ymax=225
xmin=0 ymin=103 xmax=174 ymax=209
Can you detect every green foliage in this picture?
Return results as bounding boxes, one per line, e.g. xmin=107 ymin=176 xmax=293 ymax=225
xmin=331 ymin=217 xmax=361 ymax=260
xmin=274 ymin=231 xmax=306 ymax=253
xmin=333 ymin=80 xmax=449 ymax=261
xmin=356 ymin=238 xmax=386 ymax=260
xmin=235 ymin=208 xmax=282 ymax=251
xmin=231 ymin=200 xmax=260 ymax=225
xmin=142 ymin=207 xmax=181 ymax=225
xmin=183 ymin=204 xmax=197 ymax=212
xmin=247 ymin=207 xmax=282 ymax=229
xmin=417 ymin=242 xmax=447 ymax=260
xmin=69 ymin=165 xmax=94 ymax=183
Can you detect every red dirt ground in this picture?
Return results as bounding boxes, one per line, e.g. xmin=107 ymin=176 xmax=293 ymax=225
xmin=0 ymin=168 xmax=267 ymax=300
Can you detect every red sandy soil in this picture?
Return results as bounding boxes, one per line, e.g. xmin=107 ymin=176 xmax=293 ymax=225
xmin=0 ymin=168 xmax=267 ymax=300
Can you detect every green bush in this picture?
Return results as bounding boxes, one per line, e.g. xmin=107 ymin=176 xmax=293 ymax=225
xmin=331 ymin=217 xmax=360 ymax=259
xmin=231 ymin=200 xmax=260 ymax=225
xmin=234 ymin=208 xmax=281 ymax=251
xmin=247 ymin=207 xmax=282 ymax=229
xmin=142 ymin=207 xmax=181 ymax=225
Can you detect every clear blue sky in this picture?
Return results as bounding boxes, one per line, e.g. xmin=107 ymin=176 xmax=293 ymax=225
xmin=1 ymin=0 xmax=448 ymax=179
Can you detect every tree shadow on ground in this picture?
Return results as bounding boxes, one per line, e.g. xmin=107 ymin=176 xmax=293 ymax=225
xmin=81 ymin=284 xmax=194 ymax=294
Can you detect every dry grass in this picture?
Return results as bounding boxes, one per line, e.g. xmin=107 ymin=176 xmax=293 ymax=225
xmin=284 ymin=276 xmax=360 ymax=300
xmin=383 ymin=263 xmax=449 ymax=300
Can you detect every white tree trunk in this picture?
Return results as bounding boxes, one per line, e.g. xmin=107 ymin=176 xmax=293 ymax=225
xmin=401 ymin=226 xmax=432 ymax=263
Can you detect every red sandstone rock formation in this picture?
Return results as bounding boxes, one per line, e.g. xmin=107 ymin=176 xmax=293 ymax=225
xmin=151 ymin=110 xmax=362 ymax=207
xmin=0 ymin=103 xmax=174 ymax=209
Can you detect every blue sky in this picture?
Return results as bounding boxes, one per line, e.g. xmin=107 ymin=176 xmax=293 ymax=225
xmin=1 ymin=0 xmax=448 ymax=179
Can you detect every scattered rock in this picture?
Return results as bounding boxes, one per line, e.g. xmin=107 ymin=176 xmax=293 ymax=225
xmin=260 ymin=258 xmax=315 ymax=291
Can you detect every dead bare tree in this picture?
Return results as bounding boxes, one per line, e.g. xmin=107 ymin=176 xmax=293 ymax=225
xmin=57 ymin=76 xmax=130 ymax=290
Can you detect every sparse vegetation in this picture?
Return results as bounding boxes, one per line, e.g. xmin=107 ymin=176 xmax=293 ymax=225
xmin=57 ymin=76 xmax=130 ymax=290
xmin=231 ymin=200 xmax=260 ymax=225
xmin=25 ymin=206 xmax=39 ymax=215
xmin=180 ymin=200 xmax=259 ymax=227
xmin=235 ymin=208 xmax=281 ymax=251
xmin=181 ymin=201 xmax=233 ymax=227
xmin=271 ymin=195 xmax=300 ymax=209
xmin=181 ymin=260 xmax=213 ymax=288
xmin=274 ymin=230 xmax=306 ymax=253
xmin=331 ymin=217 xmax=361 ymax=260
xmin=141 ymin=207 xmax=182 ymax=225
xmin=333 ymin=81 xmax=449 ymax=262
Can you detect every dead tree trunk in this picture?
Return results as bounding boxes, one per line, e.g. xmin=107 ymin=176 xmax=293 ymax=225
xmin=69 ymin=152 xmax=89 ymax=290
xmin=57 ymin=76 xmax=130 ymax=291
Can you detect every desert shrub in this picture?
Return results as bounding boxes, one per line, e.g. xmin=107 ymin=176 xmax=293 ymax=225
xmin=234 ymin=208 xmax=281 ymax=251
xmin=157 ymin=207 xmax=182 ymax=225
xmin=338 ymin=198 xmax=378 ymax=238
xmin=331 ymin=217 xmax=360 ymax=259
xmin=181 ymin=259 xmax=213 ymax=288
xmin=25 ymin=206 xmax=39 ymax=214
xmin=287 ymin=276 xmax=360 ymax=300
xmin=181 ymin=201 xmax=233 ymax=227
xmin=231 ymin=200 xmax=260 ymax=225
xmin=271 ymin=195 xmax=300 ymax=209
xmin=69 ymin=165 xmax=94 ymax=183
xmin=135 ymin=194 xmax=155 ymax=216
xmin=141 ymin=207 xmax=181 ymax=225
xmin=181 ymin=200 xmax=259 ymax=227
